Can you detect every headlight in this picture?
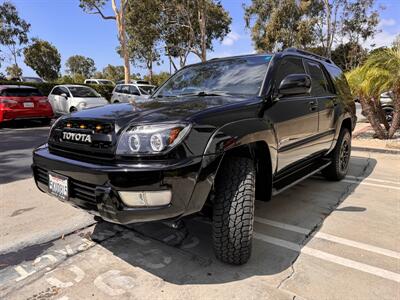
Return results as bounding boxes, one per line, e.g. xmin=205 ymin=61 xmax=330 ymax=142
xmin=116 ymin=123 xmax=191 ymax=155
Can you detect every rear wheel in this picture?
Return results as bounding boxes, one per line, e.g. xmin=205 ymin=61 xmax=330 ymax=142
xmin=70 ymin=107 xmax=77 ymax=113
xmin=322 ymin=127 xmax=351 ymax=181
xmin=212 ymin=157 xmax=256 ymax=265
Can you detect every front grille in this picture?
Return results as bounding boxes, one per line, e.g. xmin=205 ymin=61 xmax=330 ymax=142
xmin=48 ymin=118 xmax=116 ymax=161
xmin=34 ymin=167 xmax=97 ymax=206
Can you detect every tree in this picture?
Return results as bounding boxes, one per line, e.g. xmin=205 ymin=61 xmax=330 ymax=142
xmin=331 ymin=42 xmax=368 ymax=71
xmin=79 ymin=0 xmax=131 ymax=83
xmin=125 ymin=0 xmax=162 ymax=82
xmin=23 ymin=39 xmax=61 ymax=81
xmin=244 ymin=0 xmax=380 ymax=59
xmin=244 ymin=0 xmax=321 ymax=52
xmin=162 ymin=0 xmax=231 ymax=69
xmin=347 ymin=47 xmax=400 ymax=139
xmin=102 ymin=64 xmax=125 ymax=81
xmin=143 ymin=71 xmax=170 ymax=86
xmin=65 ymin=55 xmax=96 ymax=78
xmin=6 ymin=64 xmax=22 ymax=78
xmin=0 ymin=1 xmax=30 ymax=68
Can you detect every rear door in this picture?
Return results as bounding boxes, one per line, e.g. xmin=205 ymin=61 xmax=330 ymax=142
xmin=304 ymin=60 xmax=337 ymax=151
xmin=268 ymin=56 xmax=319 ymax=171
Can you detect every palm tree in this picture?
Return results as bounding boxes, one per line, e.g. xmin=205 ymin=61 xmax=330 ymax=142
xmin=347 ymin=67 xmax=389 ymax=139
xmin=362 ymin=48 xmax=400 ymax=138
xmin=346 ymin=47 xmax=400 ymax=139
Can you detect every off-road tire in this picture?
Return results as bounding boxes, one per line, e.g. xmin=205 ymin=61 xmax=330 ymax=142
xmin=212 ymin=157 xmax=256 ymax=265
xmin=322 ymin=127 xmax=351 ymax=181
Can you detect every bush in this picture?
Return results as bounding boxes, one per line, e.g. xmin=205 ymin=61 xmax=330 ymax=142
xmin=0 ymin=80 xmax=114 ymax=101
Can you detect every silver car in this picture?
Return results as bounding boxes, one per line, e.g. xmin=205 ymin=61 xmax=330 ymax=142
xmin=111 ymin=84 xmax=155 ymax=104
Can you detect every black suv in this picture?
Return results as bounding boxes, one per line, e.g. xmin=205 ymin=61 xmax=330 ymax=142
xmin=32 ymin=48 xmax=356 ymax=265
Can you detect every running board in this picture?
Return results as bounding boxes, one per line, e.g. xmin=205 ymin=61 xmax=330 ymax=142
xmin=272 ymin=161 xmax=331 ymax=196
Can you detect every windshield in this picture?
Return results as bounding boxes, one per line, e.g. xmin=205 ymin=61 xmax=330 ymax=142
xmin=1 ymin=88 xmax=43 ymax=97
xmin=69 ymin=86 xmax=100 ymax=98
xmin=155 ymin=55 xmax=271 ymax=98
xmin=138 ymin=85 xmax=154 ymax=95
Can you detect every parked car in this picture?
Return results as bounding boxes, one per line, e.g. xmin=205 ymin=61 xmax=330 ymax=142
xmin=380 ymin=91 xmax=394 ymax=124
xmin=84 ymin=79 xmax=115 ymax=86
xmin=116 ymin=79 xmax=151 ymax=85
xmin=9 ymin=76 xmax=45 ymax=83
xmin=32 ymin=48 xmax=356 ymax=265
xmin=0 ymin=85 xmax=53 ymax=125
xmin=111 ymin=83 xmax=154 ymax=103
xmin=48 ymin=85 xmax=108 ymax=115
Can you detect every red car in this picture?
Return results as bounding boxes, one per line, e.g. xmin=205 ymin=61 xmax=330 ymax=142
xmin=0 ymin=85 xmax=54 ymax=125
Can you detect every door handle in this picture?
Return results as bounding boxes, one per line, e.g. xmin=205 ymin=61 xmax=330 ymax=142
xmin=309 ymin=100 xmax=318 ymax=111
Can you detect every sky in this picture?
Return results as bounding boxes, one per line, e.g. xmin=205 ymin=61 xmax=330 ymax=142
xmin=1 ymin=0 xmax=399 ymax=77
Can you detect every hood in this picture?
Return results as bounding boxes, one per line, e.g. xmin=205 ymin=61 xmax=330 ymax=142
xmin=67 ymin=95 xmax=260 ymax=129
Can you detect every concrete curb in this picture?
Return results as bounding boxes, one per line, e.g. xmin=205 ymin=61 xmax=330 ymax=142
xmin=352 ymin=146 xmax=400 ymax=155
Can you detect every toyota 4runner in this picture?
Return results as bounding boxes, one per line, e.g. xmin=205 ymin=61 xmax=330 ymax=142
xmin=32 ymin=48 xmax=356 ymax=265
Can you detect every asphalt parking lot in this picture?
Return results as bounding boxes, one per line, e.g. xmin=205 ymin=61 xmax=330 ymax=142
xmin=0 ymin=123 xmax=399 ymax=300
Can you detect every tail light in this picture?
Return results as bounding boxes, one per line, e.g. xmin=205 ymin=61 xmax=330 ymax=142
xmin=39 ymin=99 xmax=49 ymax=103
xmin=0 ymin=99 xmax=18 ymax=107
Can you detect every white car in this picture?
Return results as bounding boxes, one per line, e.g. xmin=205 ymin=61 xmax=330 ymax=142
xmin=111 ymin=84 xmax=155 ymax=104
xmin=84 ymin=79 xmax=115 ymax=85
xmin=48 ymin=85 xmax=108 ymax=114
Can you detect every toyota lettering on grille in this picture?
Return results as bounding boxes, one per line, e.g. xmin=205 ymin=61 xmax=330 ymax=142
xmin=62 ymin=132 xmax=92 ymax=143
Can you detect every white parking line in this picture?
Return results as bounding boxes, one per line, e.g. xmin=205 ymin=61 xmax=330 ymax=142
xmin=254 ymin=217 xmax=400 ymax=259
xmin=346 ymin=175 xmax=400 ymax=186
xmin=342 ymin=179 xmax=400 ymax=190
xmin=253 ymin=232 xmax=400 ymax=283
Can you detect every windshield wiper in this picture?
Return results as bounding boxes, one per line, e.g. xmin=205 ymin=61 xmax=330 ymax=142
xmin=179 ymin=91 xmax=230 ymax=97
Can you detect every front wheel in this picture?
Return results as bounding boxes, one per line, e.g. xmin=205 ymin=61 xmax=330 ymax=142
xmin=212 ymin=157 xmax=256 ymax=265
xmin=322 ymin=128 xmax=351 ymax=181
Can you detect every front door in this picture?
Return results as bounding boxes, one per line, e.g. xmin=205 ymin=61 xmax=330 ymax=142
xmin=267 ymin=56 xmax=319 ymax=172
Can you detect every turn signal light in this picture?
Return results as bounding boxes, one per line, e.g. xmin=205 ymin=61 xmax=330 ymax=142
xmin=79 ymin=124 xmax=86 ymax=129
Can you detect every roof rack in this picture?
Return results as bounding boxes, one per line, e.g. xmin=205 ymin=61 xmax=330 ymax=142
xmin=283 ymin=48 xmax=334 ymax=64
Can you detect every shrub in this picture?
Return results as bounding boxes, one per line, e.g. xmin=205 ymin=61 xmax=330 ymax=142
xmin=0 ymin=81 xmax=114 ymax=101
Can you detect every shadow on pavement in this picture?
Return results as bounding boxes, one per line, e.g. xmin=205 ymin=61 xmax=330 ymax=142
xmin=90 ymin=155 xmax=377 ymax=285
xmin=0 ymin=120 xmax=51 ymax=184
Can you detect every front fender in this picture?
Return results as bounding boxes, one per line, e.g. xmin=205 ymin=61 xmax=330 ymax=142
xmin=183 ymin=118 xmax=277 ymax=215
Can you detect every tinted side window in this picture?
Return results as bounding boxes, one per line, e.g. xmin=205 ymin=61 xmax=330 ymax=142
xmin=114 ymin=85 xmax=122 ymax=93
xmin=275 ymin=56 xmax=306 ymax=89
xmin=51 ymin=87 xmax=61 ymax=95
xmin=305 ymin=61 xmax=330 ymax=96
xmin=121 ymin=85 xmax=130 ymax=94
xmin=129 ymin=86 xmax=140 ymax=95
xmin=60 ymin=87 xmax=70 ymax=97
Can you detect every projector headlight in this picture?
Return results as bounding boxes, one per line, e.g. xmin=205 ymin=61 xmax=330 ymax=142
xmin=116 ymin=123 xmax=191 ymax=155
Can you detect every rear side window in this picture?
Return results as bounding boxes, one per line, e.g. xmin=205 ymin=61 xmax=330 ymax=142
xmin=304 ymin=61 xmax=331 ymax=96
xmin=0 ymin=88 xmax=43 ymax=97
xmin=275 ymin=57 xmax=306 ymax=89
xmin=115 ymin=85 xmax=122 ymax=93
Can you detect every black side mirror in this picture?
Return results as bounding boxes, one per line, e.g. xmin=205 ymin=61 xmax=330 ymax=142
xmin=278 ymin=74 xmax=311 ymax=97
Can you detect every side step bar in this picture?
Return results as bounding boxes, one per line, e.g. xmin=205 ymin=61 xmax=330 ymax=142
xmin=272 ymin=160 xmax=331 ymax=196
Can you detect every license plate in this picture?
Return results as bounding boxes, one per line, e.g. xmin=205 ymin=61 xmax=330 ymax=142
xmin=49 ymin=173 xmax=68 ymax=200
xmin=23 ymin=102 xmax=34 ymax=108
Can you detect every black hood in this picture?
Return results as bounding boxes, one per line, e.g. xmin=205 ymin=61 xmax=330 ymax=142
xmin=66 ymin=95 xmax=260 ymax=129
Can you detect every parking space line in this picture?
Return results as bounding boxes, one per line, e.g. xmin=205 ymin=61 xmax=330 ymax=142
xmin=341 ymin=179 xmax=400 ymax=190
xmin=345 ymin=175 xmax=400 ymax=186
xmin=253 ymin=232 xmax=400 ymax=283
xmin=254 ymin=217 xmax=400 ymax=259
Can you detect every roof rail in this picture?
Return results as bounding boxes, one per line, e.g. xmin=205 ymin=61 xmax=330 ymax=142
xmin=283 ymin=48 xmax=334 ymax=64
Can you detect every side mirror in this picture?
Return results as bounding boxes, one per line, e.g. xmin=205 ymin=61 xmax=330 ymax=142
xmin=60 ymin=93 xmax=68 ymax=98
xmin=278 ymin=74 xmax=311 ymax=97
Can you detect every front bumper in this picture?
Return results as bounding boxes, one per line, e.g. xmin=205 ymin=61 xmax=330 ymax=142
xmin=32 ymin=146 xmax=203 ymax=224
